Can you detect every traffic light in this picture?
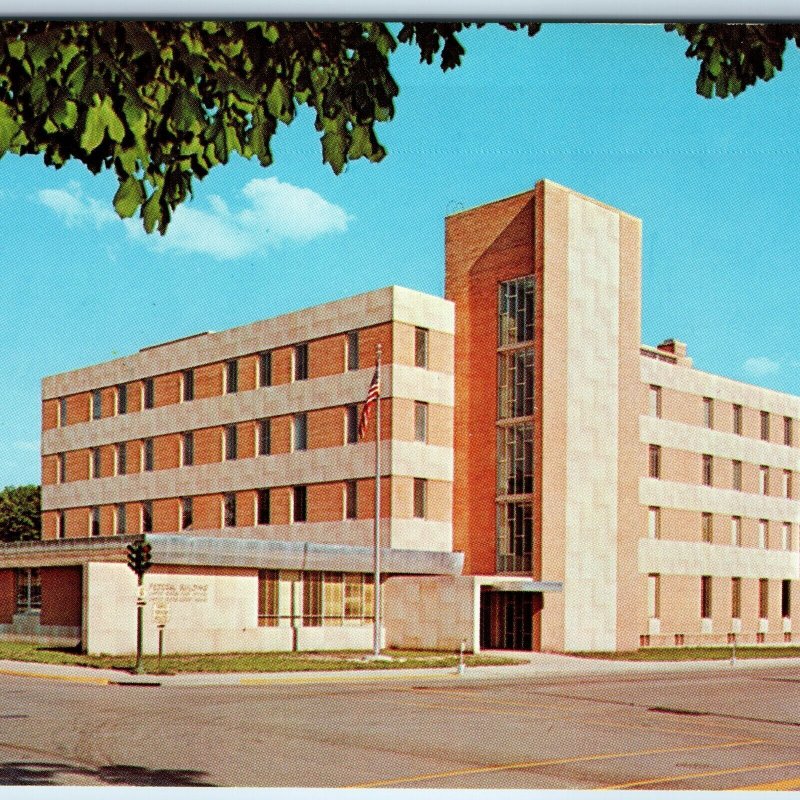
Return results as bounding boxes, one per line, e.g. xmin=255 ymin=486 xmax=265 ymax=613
xmin=126 ymin=540 xmax=153 ymax=578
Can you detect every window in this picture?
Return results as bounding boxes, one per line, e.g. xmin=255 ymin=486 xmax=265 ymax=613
xmin=347 ymin=331 xmax=359 ymax=371
xmin=649 ymin=445 xmax=661 ymax=479
xmin=57 ymin=510 xmax=66 ymax=539
xmin=15 ymin=568 xmax=41 ymax=613
xmin=181 ymin=497 xmax=193 ymax=531
xmin=143 ymin=377 xmax=155 ymax=409
xmin=257 ymin=419 xmax=271 ymax=456
xmin=413 ymin=478 xmax=427 ymax=519
xmin=498 ymin=276 xmax=535 ymax=345
xmin=345 ymin=480 xmax=357 ymax=520
xmin=303 ymin=572 xmax=322 ymax=626
xmin=732 ymin=516 xmax=742 ymax=547
xmin=759 ymin=465 xmax=769 ymax=495
xmin=783 ymin=522 xmax=792 ymax=551
xmin=414 ymin=402 xmax=428 ymax=443
xmin=143 ymin=438 xmax=154 ymax=472
xmin=141 ymin=501 xmax=153 ymax=533
xmin=90 ymin=506 xmax=100 ymax=537
xmin=224 ymin=424 xmax=237 ymax=461
xmin=733 ymin=404 xmax=742 ymax=435
xmin=223 ymin=493 xmax=236 ymax=527
xmin=91 ymin=388 xmax=102 ymax=420
xmin=761 ymin=410 xmax=770 ymax=441
xmin=759 ymin=578 xmax=769 ymax=619
xmin=58 ymin=397 xmax=67 ymax=427
xmin=648 ymin=507 xmax=661 ymax=539
xmin=116 ymin=384 xmax=127 ymax=415
xmin=701 ymin=576 xmax=712 ymax=619
xmin=258 ymin=569 xmax=279 ymax=626
xmin=648 ymin=385 xmax=662 ymax=418
xmin=784 ymin=470 xmax=792 ymax=499
xmin=182 ymin=369 xmax=194 ymax=402
xmin=647 ymin=574 xmax=660 ymax=619
xmin=733 ymin=460 xmax=742 ymax=491
xmin=786 ymin=416 xmax=794 ymax=446
xmin=345 ymin=405 xmax=358 ymax=445
xmin=701 ymin=512 xmax=713 ymax=543
xmin=115 ymin=443 xmax=126 ymax=476
xmin=294 ymin=343 xmax=309 ymax=381
xmin=57 ymin=453 xmax=65 ymax=484
xmin=181 ymin=432 xmax=194 ymax=467
xmin=498 ymin=349 xmax=534 ymax=419
xmin=293 ymin=485 xmax=307 ymax=523
xmin=293 ymin=413 xmax=307 ymax=452
xmin=258 ymin=351 xmax=272 ymax=388
xmin=759 ymin=519 xmax=769 ymax=549
xmin=256 ymin=489 xmax=270 ymax=525
xmin=90 ymin=447 xmax=101 ymax=479
xmin=498 ymin=424 xmax=534 ymax=495
xmin=782 ymin=579 xmax=791 ymax=618
xmin=414 ymin=327 xmax=429 ymax=368
xmin=115 ymin=504 xmax=126 ymax=536
xmin=703 ymin=397 xmax=714 ymax=429
xmin=225 ymin=360 xmax=238 ymax=394
xmin=732 ymin=577 xmax=742 ymax=619
xmin=702 ymin=454 xmax=713 ymax=487
xmin=497 ymin=501 xmax=533 ymax=572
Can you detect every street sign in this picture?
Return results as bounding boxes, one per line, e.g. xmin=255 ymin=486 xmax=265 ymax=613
xmin=153 ymin=600 xmax=169 ymax=627
xmin=137 ymin=585 xmax=147 ymax=602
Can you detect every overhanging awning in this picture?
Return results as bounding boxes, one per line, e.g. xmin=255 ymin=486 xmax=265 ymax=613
xmin=486 ymin=580 xmax=562 ymax=593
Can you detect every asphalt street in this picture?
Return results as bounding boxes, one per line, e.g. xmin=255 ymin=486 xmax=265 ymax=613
xmin=0 ymin=663 xmax=799 ymax=788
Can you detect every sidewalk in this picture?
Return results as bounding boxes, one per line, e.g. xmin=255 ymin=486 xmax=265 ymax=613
xmin=2 ymin=650 xmax=799 ymax=687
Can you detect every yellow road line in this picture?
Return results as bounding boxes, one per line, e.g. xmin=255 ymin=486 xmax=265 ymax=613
xmin=346 ymin=738 xmax=762 ymax=789
xmin=600 ymin=759 xmax=800 ymax=790
xmin=0 ymin=668 xmax=110 ymax=686
xmin=240 ymin=670 xmax=460 ymax=686
xmin=735 ymin=775 xmax=800 ymax=791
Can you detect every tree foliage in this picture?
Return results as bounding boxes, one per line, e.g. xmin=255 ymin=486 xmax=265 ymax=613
xmin=0 ymin=22 xmax=796 ymax=234
xmin=0 ymin=485 xmax=40 ymax=542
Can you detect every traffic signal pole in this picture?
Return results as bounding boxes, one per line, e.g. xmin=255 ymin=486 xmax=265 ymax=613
xmin=126 ymin=539 xmax=152 ymax=675
xmin=135 ymin=574 xmax=145 ymax=674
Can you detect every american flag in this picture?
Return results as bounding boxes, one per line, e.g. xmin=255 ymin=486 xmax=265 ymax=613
xmin=358 ymin=367 xmax=380 ymax=439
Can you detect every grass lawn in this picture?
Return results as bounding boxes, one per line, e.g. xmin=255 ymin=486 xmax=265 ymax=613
xmin=0 ymin=640 xmax=522 ymax=674
xmin=573 ymin=646 xmax=800 ymax=661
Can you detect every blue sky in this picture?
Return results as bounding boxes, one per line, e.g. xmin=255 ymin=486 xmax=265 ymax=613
xmin=1 ymin=22 xmax=800 ymax=487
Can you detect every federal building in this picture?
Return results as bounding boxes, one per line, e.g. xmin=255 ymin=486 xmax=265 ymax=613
xmin=0 ymin=180 xmax=797 ymax=655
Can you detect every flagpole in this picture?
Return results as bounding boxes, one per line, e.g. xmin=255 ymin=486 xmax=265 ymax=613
xmin=373 ymin=343 xmax=382 ymax=657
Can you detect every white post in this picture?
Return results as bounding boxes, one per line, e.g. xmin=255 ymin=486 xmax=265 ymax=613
xmin=374 ymin=344 xmax=382 ymax=657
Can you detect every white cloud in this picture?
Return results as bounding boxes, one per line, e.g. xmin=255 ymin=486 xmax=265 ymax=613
xmin=37 ymin=181 xmax=117 ymax=229
xmin=743 ymin=357 xmax=780 ymax=376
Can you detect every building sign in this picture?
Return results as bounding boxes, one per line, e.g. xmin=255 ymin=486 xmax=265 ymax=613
xmin=152 ymin=601 xmax=169 ymax=627
xmin=148 ymin=581 xmax=209 ymax=604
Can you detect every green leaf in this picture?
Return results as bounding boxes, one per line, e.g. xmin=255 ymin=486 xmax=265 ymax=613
xmin=80 ymin=99 xmax=105 ymax=153
xmin=141 ymin=187 xmax=162 ymax=233
xmin=7 ymin=39 xmax=24 ymax=59
xmin=0 ymin=102 xmax=20 ymax=156
xmin=102 ymin=97 xmax=126 ymax=143
xmin=321 ymin=129 xmax=346 ymax=173
xmin=113 ymin=175 xmax=145 ymax=218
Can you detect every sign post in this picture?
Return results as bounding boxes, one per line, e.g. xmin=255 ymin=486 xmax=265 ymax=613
xmin=153 ymin=601 xmax=168 ymax=674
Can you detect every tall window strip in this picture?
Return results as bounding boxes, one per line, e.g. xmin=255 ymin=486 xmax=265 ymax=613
xmin=90 ymin=507 xmax=100 ymax=537
xmin=759 ymin=519 xmax=769 ymax=549
xmin=701 ymin=512 xmax=713 ymax=543
xmin=702 ymin=454 xmax=713 ymax=487
xmin=116 ymin=384 xmax=127 ymax=415
xmin=732 ymin=516 xmax=742 ymax=547
xmin=785 ymin=416 xmax=794 ymax=446
xmin=223 ymin=493 xmax=236 ymax=528
xmin=731 ymin=577 xmax=742 ymax=619
xmin=58 ymin=397 xmax=67 ymax=427
xmin=141 ymin=501 xmax=153 ymax=533
xmin=497 ymin=502 xmax=533 ymax=572
xmin=345 ymin=405 xmax=358 ymax=445
xmin=258 ymin=569 xmax=279 ymax=626
xmin=225 ymin=360 xmax=238 ymax=394
xmin=759 ymin=465 xmax=769 ymax=495
xmin=703 ymin=397 xmax=714 ymax=429
xmin=57 ymin=510 xmax=65 ymax=539
xmin=182 ymin=369 xmax=194 ymax=402
xmin=498 ymin=424 xmax=534 ymax=495
xmin=759 ymin=578 xmax=769 ymax=618
xmin=257 ymin=419 xmax=271 ymax=456
xmin=256 ymin=489 xmax=270 ymax=525
xmin=293 ymin=413 xmax=308 ymax=452
xmin=414 ymin=402 xmax=428 ymax=443
xmin=91 ymin=447 xmax=101 ymax=479
xmin=647 ymin=574 xmax=660 ymax=619
xmin=293 ymin=485 xmax=307 ymax=523
xmin=498 ymin=276 xmax=535 ymax=345
xmin=347 ymin=330 xmax=359 ymax=371
xmin=91 ymin=388 xmax=102 ymax=420
xmin=647 ymin=507 xmax=661 ymax=539
xmin=294 ymin=343 xmax=309 ymax=381
xmin=648 ymin=445 xmax=661 ymax=479
xmin=413 ymin=478 xmax=427 ymax=519
xmin=182 ymin=432 xmax=194 ymax=467
xmin=733 ymin=460 xmax=742 ymax=491
xmin=700 ymin=576 xmax=712 ymax=619
xmin=224 ymin=425 xmax=238 ymax=461
xmin=414 ymin=327 xmax=429 ymax=368
xmin=345 ymin=480 xmax=357 ymax=520
xmin=15 ymin=568 xmax=41 ymax=613
xmin=115 ymin=504 xmax=126 ymax=536
xmin=782 ymin=580 xmax=791 ymax=618
xmin=115 ymin=443 xmax=126 ymax=476
xmin=498 ymin=348 xmax=534 ymax=419
xmin=181 ymin=497 xmax=193 ymax=531
xmin=297 ymin=572 xmax=375 ymax=627
xmin=784 ymin=470 xmax=793 ymax=499
xmin=302 ymin=572 xmax=323 ymax=626
xmin=733 ymin=404 xmax=742 ymax=435
xmin=258 ymin=351 xmax=272 ymax=388
xmin=783 ymin=522 xmax=792 ymax=551
xmin=648 ymin=385 xmax=662 ymax=418
xmin=57 ymin=453 xmax=65 ymax=484
xmin=143 ymin=377 xmax=155 ymax=409
xmin=143 ymin=438 xmax=154 ymax=472
xmin=761 ymin=410 xmax=770 ymax=441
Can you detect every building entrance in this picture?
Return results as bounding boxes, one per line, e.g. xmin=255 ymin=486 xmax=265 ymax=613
xmin=479 ymin=588 xmax=540 ymax=650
